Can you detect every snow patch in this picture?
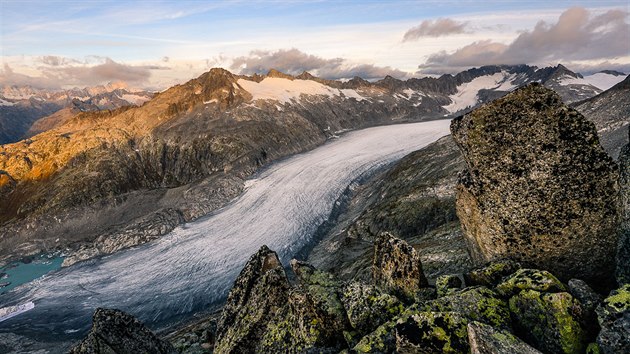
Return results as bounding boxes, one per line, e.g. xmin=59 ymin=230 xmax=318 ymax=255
xmin=0 ymin=98 xmax=15 ymax=106
xmin=560 ymin=73 xmax=626 ymax=91
xmin=237 ymin=78 xmax=364 ymax=104
xmin=203 ymin=99 xmax=218 ymax=105
xmin=340 ymin=89 xmax=367 ymax=101
xmin=121 ymin=94 xmax=151 ymax=106
xmin=443 ymin=72 xmax=516 ymax=113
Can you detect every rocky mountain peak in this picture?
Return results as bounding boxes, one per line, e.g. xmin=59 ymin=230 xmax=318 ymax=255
xmin=266 ymin=68 xmax=295 ymax=80
xmin=548 ymin=63 xmax=582 ymax=80
xmin=296 ymin=71 xmax=316 ymax=80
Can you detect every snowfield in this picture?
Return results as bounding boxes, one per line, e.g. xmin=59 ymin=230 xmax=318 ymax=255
xmin=444 ymin=72 xmax=517 ymax=113
xmin=237 ymin=77 xmax=367 ymax=103
xmin=559 ymin=72 xmax=626 ymax=91
xmin=0 ymin=119 xmax=451 ymax=344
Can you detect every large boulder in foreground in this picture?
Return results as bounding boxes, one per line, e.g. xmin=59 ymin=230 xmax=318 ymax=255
xmin=69 ymin=308 xmax=176 ymax=354
xmin=451 ymin=83 xmax=620 ymax=287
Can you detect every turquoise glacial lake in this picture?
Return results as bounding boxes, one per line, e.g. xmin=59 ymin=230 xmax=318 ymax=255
xmin=0 ymin=255 xmax=64 ymax=294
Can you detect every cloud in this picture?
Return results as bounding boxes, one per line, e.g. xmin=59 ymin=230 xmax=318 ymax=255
xmin=1 ymin=58 xmax=152 ymax=89
xmin=420 ymin=7 xmax=630 ymax=73
xmin=403 ymin=18 xmax=469 ymax=41
xmin=50 ymin=58 xmax=151 ymax=86
xmin=231 ymin=48 xmax=408 ymax=80
xmin=1 ymin=64 xmax=61 ymax=89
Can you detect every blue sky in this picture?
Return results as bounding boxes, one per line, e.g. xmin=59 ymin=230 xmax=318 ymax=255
xmin=1 ymin=0 xmax=629 ymax=89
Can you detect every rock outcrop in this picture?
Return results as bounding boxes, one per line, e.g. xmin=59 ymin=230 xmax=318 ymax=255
xmin=451 ymin=83 xmax=620 ymax=287
xmin=69 ymin=308 xmax=175 ymax=354
xmin=372 ymin=232 xmax=428 ymax=302
xmin=214 ymin=246 xmax=290 ymax=353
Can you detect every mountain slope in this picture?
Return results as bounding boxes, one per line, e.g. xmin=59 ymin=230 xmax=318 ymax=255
xmin=574 ymin=75 xmax=630 ymax=159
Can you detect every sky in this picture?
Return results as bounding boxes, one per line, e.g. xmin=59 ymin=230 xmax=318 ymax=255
xmin=1 ymin=0 xmax=629 ymax=90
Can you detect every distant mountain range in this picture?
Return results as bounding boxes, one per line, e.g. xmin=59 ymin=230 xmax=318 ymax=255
xmin=0 ymin=64 xmax=627 ymax=267
xmin=0 ymin=82 xmax=154 ymax=144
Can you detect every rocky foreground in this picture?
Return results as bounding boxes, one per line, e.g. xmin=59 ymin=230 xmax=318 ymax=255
xmin=65 ymin=84 xmax=630 ymax=354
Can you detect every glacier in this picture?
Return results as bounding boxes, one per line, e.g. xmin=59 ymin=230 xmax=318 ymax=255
xmin=0 ymin=119 xmax=450 ymax=343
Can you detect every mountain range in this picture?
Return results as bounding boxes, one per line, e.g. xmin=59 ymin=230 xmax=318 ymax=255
xmin=0 ymin=82 xmax=154 ymax=144
xmin=0 ymin=64 xmax=627 ymax=267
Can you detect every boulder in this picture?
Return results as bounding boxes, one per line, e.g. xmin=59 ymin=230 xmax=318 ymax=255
xmin=418 ymin=286 xmax=511 ymax=330
xmin=340 ymin=282 xmax=403 ymax=337
xmin=394 ymin=311 xmax=469 ymax=353
xmin=509 ymin=290 xmax=586 ymax=353
xmin=372 ymin=232 xmax=428 ymax=302
xmin=214 ymin=245 xmax=290 ymax=353
xmin=568 ymin=279 xmax=602 ymax=336
xmin=260 ymin=287 xmax=346 ymax=353
xmin=463 ymin=260 xmax=520 ymax=287
xmin=436 ymin=274 xmax=462 ymax=297
xmin=69 ymin=308 xmax=176 ymax=354
xmin=289 ymin=260 xmax=349 ymax=339
xmin=596 ymin=284 xmax=630 ymax=353
xmin=467 ymin=321 xmax=542 ymax=354
xmin=495 ymin=268 xmax=567 ymax=297
xmin=451 ymin=83 xmax=620 ymax=287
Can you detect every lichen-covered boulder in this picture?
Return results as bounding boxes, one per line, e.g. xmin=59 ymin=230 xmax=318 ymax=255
xmin=260 ymin=287 xmax=345 ymax=353
xmin=340 ymin=282 xmax=403 ymax=337
xmin=467 ymin=321 xmax=542 ymax=354
xmin=463 ymin=260 xmax=521 ymax=288
xmin=596 ymin=284 xmax=630 ymax=354
xmin=395 ymin=311 xmax=469 ymax=353
xmin=496 ymin=268 xmax=567 ymax=297
xmin=509 ymin=289 xmax=586 ymax=353
xmin=418 ymin=286 xmax=511 ymax=330
xmin=290 ymin=260 xmax=348 ymax=330
xmin=372 ymin=232 xmax=428 ymax=302
xmin=214 ymin=246 xmax=290 ymax=353
xmin=69 ymin=308 xmax=176 ymax=354
xmin=353 ymin=319 xmax=399 ymax=353
xmin=451 ymin=83 xmax=620 ymax=287
xmin=436 ymin=274 xmax=462 ymax=297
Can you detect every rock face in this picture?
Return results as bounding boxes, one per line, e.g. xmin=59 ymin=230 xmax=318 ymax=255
xmin=451 ymin=83 xmax=620 ymax=287
xmin=617 ymin=134 xmax=630 ymax=284
xmin=69 ymin=308 xmax=176 ymax=354
xmin=372 ymin=232 xmax=428 ymax=302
